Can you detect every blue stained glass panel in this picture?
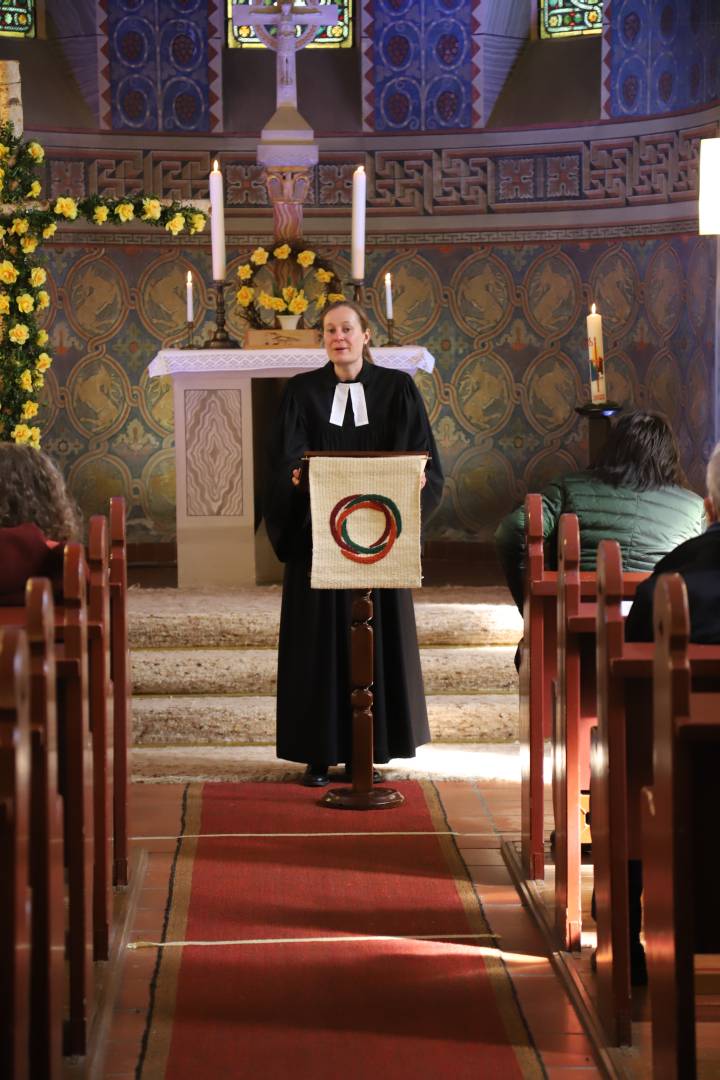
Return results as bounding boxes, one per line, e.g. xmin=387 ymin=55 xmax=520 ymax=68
xmin=540 ymin=0 xmax=602 ymax=39
xmin=228 ymin=0 xmax=352 ymax=49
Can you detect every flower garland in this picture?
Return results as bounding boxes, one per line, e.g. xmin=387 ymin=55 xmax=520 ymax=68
xmin=0 ymin=121 xmax=208 ymax=447
xmin=234 ymin=240 xmax=345 ymax=330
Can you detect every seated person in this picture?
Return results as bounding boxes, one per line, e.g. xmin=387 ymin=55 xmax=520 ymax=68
xmin=625 ymin=439 xmax=720 ymax=642
xmin=0 ymin=441 xmax=82 ymax=605
xmin=495 ymin=410 xmax=705 ymax=612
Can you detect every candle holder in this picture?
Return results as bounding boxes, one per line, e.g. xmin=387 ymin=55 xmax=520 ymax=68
xmin=186 ymin=319 xmax=194 ymax=349
xmin=575 ymin=401 xmax=622 ymax=468
xmin=385 ymin=316 xmax=396 ymax=346
xmin=349 ymin=279 xmax=364 ymax=305
xmin=203 ymin=281 xmax=238 ymax=349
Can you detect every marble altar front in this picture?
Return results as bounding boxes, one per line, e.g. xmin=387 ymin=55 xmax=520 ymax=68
xmin=148 ymin=347 xmax=436 ymax=587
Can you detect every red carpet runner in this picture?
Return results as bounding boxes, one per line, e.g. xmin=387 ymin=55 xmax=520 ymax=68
xmin=138 ymin=781 xmax=542 ymax=1078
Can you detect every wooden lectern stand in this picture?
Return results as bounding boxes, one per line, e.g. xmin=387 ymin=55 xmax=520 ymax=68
xmin=303 ymin=450 xmax=428 ymax=811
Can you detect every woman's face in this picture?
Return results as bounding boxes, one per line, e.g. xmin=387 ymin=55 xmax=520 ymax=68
xmin=322 ymin=306 xmax=369 ymax=372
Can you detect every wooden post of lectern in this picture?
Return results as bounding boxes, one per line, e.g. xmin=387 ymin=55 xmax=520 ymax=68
xmin=322 ymin=586 xmax=404 ymax=810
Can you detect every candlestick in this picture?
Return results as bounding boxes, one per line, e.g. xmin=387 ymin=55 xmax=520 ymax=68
xmin=351 ymin=165 xmax=366 ymax=282
xmin=186 ymin=270 xmax=194 ymax=323
xmin=209 ymin=160 xmax=226 ymax=282
xmin=385 ymin=316 xmax=396 ymax=346
xmin=203 ymin=282 xmax=238 ymax=349
xmin=586 ymin=302 xmax=607 ymax=404
xmin=186 ymin=319 xmax=194 ymax=349
xmin=384 ymin=272 xmax=393 ymax=320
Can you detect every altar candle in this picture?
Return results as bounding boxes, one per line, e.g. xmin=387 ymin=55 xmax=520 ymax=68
xmin=209 ymin=160 xmax=226 ymax=282
xmin=351 ymin=165 xmax=366 ymax=281
xmin=586 ymin=303 xmax=607 ymax=404
xmin=186 ymin=270 xmax=193 ymax=322
xmin=384 ymin=272 xmax=393 ymax=319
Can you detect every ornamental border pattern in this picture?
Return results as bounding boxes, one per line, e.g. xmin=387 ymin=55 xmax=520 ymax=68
xmin=38 ymin=121 xmax=715 ymax=216
xmin=47 ymin=219 xmax=701 ymax=248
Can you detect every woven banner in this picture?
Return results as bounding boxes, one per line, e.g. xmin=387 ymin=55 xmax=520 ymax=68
xmin=309 ymin=455 xmax=425 ymax=589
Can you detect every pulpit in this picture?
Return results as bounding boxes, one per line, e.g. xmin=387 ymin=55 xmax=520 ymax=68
xmin=147 ymin=347 xmax=436 ymax=587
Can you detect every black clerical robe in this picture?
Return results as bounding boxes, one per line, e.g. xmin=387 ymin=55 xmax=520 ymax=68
xmin=264 ymin=360 xmax=444 ymax=766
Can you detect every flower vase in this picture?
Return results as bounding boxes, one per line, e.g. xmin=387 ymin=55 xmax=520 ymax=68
xmin=277 ymin=314 xmax=300 ymax=330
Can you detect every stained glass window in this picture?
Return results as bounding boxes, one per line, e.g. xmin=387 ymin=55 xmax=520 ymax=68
xmin=540 ymin=0 xmax=602 ymax=39
xmin=0 ymin=0 xmax=35 ymax=38
xmin=228 ymin=0 xmax=352 ymax=49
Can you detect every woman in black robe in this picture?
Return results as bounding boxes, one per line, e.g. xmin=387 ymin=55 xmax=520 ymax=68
xmin=263 ymin=300 xmax=444 ymax=786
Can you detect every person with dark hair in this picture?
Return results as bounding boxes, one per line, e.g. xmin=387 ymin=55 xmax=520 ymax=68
xmin=494 ymin=410 xmax=705 ymax=612
xmin=0 ymin=441 xmax=82 ymax=605
xmin=263 ymin=299 xmax=444 ymax=786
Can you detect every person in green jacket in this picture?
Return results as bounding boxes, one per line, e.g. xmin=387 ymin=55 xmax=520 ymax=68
xmin=494 ymin=410 xmax=705 ymax=612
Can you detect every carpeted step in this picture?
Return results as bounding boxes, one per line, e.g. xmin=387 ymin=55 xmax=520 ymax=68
xmin=131 ymin=692 xmax=517 ymax=746
xmin=131 ymin=645 xmax=518 ymax=696
xmin=128 ymin=586 xmax=522 ymax=649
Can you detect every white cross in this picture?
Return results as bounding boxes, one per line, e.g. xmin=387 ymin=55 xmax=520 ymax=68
xmin=233 ymin=1 xmax=339 ymax=111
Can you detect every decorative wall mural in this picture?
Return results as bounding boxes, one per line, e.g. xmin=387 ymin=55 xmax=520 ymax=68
xmin=590 ymin=249 xmax=639 ymax=337
xmin=39 ymin=229 xmax=715 ymax=544
xmin=605 ymin=0 xmax=720 ymax=117
xmin=451 ymin=253 xmax=514 ymax=338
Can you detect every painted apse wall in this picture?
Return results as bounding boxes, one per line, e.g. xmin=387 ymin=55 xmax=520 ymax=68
xmin=36 ymin=228 xmax=715 ymax=544
xmin=14 ymin=0 xmax=720 ymax=545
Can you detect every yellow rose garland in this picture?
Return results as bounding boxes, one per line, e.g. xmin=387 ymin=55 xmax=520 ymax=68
xmin=0 ymin=121 xmax=209 ymax=445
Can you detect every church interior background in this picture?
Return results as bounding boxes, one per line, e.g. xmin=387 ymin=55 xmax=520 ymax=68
xmin=1 ymin=0 xmax=718 ymax=560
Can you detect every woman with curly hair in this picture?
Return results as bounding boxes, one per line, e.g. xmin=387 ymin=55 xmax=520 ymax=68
xmin=0 ymin=441 xmax=82 ymax=604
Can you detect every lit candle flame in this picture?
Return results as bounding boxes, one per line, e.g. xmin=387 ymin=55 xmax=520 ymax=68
xmin=213 ymin=159 xmax=220 ymax=173
xmin=591 ymin=302 xmax=596 ymax=315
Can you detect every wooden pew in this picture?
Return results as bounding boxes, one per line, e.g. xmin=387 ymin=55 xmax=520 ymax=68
xmin=109 ymin=496 xmax=130 ymax=888
xmin=87 ymin=515 xmax=113 ymax=961
xmin=592 ymin=548 xmax=720 ymax=1047
xmin=554 ymin=518 xmax=646 ymax=952
xmin=0 ymin=626 xmax=32 ymax=1080
xmin=519 ymin=493 xmax=556 ymax=880
xmin=25 ymin=579 xmax=64 ymax=1080
xmin=55 ymin=542 xmax=95 ymax=1056
xmin=519 ymin=495 xmax=602 ymax=880
xmin=643 ymin=573 xmax=720 ymax=1077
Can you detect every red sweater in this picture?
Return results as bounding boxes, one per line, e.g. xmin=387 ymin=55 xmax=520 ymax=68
xmin=0 ymin=523 xmax=64 ymax=605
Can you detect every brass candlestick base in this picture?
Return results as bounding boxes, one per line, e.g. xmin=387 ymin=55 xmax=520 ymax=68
xmin=385 ymin=316 xmax=396 ymax=346
xmin=186 ymin=319 xmax=194 ymax=349
xmin=204 ymin=283 xmax=238 ymax=349
xmin=349 ymin=279 xmax=364 ymax=305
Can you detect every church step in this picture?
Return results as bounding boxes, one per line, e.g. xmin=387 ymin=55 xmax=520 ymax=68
xmin=131 ymin=692 xmax=518 ymax=746
xmin=128 ymin=586 xmax=522 ymax=650
xmin=130 ymin=645 xmax=518 ymax=696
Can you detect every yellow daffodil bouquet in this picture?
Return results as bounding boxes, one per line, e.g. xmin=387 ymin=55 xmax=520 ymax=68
xmin=235 ymin=241 xmax=345 ymax=329
xmin=0 ymin=120 xmax=208 ymax=446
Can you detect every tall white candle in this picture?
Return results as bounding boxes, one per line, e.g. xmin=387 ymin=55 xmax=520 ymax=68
xmin=209 ymin=159 xmax=226 ymax=282
xmin=186 ymin=270 xmax=193 ymax=322
xmin=384 ymin=272 xmax=393 ymax=319
xmin=586 ymin=303 xmax=607 ymax=404
xmin=351 ymin=165 xmax=366 ymax=281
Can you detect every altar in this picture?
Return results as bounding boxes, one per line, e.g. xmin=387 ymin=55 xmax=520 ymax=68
xmin=147 ymin=347 xmax=436 ymax=587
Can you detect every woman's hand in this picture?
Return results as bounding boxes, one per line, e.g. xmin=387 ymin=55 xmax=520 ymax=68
xmin=291 ymin=467 xmax=301 ymax=488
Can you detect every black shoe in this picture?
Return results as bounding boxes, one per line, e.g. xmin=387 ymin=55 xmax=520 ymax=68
xmin=342 ymin=765 xmax=384 ymax=784
xmin=301 ymin=764 xmax=330 ymax=787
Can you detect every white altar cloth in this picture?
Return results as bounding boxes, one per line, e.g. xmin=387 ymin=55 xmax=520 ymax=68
xmin=148 ymin=346 xmax=435 ymax=379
